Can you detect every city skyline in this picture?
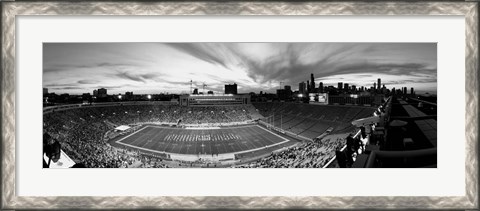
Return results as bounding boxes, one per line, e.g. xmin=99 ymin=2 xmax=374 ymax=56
xmin=44 ymin=43 xmax=437 ymax=95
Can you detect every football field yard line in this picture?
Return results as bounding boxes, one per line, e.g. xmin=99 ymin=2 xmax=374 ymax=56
xmin=221 ymin=125 xmax=293 ymax=156
xmin=140 ymin=129 xmax=158 ymax=148
xmin=115 ymin=126 xmax=149 ymax=144
xmin=130 ymin=127 xmax=155 ymax=146
xmin=164 ymin=138 xmax=173 ymax=152
xmin=115 ymin=124 xmax=294 ymax=157
xmin=221 ymin=142 xmax=228 ymax=154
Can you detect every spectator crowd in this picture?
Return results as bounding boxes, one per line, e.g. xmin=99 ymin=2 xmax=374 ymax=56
xmin=233 ymin=134 xmax=348 ymax=168
xmin=44 ymin=104 xmax=258 ymax=168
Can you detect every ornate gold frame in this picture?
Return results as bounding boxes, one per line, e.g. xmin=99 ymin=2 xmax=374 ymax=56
xmin=1 ymin=1 xmax=478 ymax=209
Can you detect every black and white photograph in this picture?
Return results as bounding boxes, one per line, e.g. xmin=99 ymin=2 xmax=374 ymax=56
xmin=42 ymin=42 xmax=437 ymax=168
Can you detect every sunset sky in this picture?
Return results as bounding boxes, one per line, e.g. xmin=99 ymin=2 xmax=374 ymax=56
xmin=43 ymin=43 xmax=437 ymax=95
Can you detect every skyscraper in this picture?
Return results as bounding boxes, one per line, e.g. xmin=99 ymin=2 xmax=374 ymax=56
xmin=411 ymin=87 xmax=415 ymax=95
xmin=98 ymin=88 xmax=107 ymax=98
xmin=43 ymin=88 xmax=48 ymax=95
xmin=319 ymin=82 xmax=323 ymax=93
xmin=299 ymin=81 xmax=306 ymax=94
xmin=373 ymin=83 xmax=376 ymax=92
xmin=338 ymin=82 xmax=343 ymax=90
xmin=285 ymin=85 xmax=292 ymax=98
xmin=225 ymin=83 xmax=238 ymax=94
xmin=310 ymin=73 xmax=315 ymax=91
xmin=377 ymin=78 xmax=381 ymax=90
xmin=344 ymin=83 xmax=349 ymax=91
xmin=307 ymin=80 xmax=310 ymax=93
xmin=125 ymin=91 xmax=133 ymax=100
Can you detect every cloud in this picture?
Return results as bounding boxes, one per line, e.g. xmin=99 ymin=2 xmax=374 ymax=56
xmin=112 ymin=71 xmax=162 ymax=83
xmin=225 ymin=43 xmax=437 ymax=88
xmin=328 ymin=62 xmax=436 ymax=78
xmin=165 ymin=43 xmax=235 ymax=69
xmin=44 ymin=83 xmax=78 ymax=87
xmin=77 ymin=80 xmax=100 ymax=84
xmin=97 ymin=62 xmax=131 ymax=67
xmin=43 ymin=43 xmax=437 ymax=94
xmin=94 ymin=85 xmax=129 ymax=89
xmin=242 ymin=57 xmax=436 ymax=87
xmin=43 ymin=62 xmax=142 ymax=75
xmin=385 ymin=78 xmax=437 ymax=85
xmin=51 ymin=86 xmax=81 ymax=90
xmin=43 ymin=67 xmax=64 ymax=73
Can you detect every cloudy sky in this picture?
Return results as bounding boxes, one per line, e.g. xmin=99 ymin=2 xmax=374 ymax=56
xmin=43 ymin=43 xmax=437 ymax=95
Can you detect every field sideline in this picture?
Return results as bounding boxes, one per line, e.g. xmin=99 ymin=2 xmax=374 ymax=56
xmin=115 ymin=125 xmax=294 ymax=156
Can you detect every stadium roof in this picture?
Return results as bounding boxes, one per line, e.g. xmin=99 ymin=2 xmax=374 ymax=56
xmin=398 ymin=99 xmax=437 ymax=147
xmin=115 ymin=125 xmax=131 ymax=131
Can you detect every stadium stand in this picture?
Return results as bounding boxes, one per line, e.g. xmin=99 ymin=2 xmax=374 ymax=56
xmin=44 ymin=101 xmax=375 ymax=168
xmin=44 ymin=104 xmax=260 ymax=167
xmin=233 ymin=135 xmax=346 ymax=168
xmin=252 ymin=102 xmax=375 ymax=139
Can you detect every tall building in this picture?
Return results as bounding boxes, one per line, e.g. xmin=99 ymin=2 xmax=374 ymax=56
xmin=338 ymin=82 xmax=343 ymax=91
xmin=125 ymin=91 xmax=133 ymax=100
xmin=310 ymin=73 xmax=315 ymax=91
xmin=299 ymin=82 xmax=306 ymax=94
xmin=307 ymin=80 xmax=310 ymax=93
xmin=277 ymin=89 xmax=287 ymax=100
xmin=373 ymin=83 xmax=376 ymax=92
xmin=193 ymin=88 xmax=198 ymax=94
xmin=351 ymin=85 xmax=356 ymax=92
xmin=93 ymin=89 xmax=98 ymax=96
xmin=284 ymin=85 xmax=292 ymax=99
xmin=377 ymin=78 xmax=381 ymax=90
xmin=411 ymin=87 xmax=415 ymax=95
xmin=43 ymin=88 xmax=48 ymax=95
xmin=82 ymin=93 xmax=91 ymax=101
xmin=344 ymin=83 xmax=349 ymax=91
xmin=225 ymin=83 xmax=238 ymax=94
xmin=319 ymin=82 xmax=323 ymax=93
xmin=97 ymin=88 xmax=107 ymax=98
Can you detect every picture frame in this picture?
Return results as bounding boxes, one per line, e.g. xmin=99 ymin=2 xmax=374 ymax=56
xmin=1 ymin=1 xmax=478 ymax=209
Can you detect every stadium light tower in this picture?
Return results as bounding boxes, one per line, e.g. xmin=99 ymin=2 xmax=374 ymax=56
xmin=190 ymin=80 xmax=193 ymax=94
xmin=202 ymin=83 xmax=207 ymax=94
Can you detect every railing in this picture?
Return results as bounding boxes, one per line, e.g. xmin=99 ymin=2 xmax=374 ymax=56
xmin=43 ymin=101 xmax=179 ymax=114
xmin=322 ymin=129 xmax=362 ymax=168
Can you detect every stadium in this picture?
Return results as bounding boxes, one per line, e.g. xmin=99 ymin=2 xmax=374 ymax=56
xmin=43 ymin=94 xmax=380 ymax=168
xmin=42 ymin=43 xmax=438 ymax=169
xmin=43 ymin=90 xmax=437 ymax=168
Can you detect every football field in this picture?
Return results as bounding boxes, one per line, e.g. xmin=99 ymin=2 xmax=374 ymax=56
xmin=116 ymin=125 xmax=292 ymax=155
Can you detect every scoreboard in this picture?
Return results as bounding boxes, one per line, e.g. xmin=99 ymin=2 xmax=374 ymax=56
xmin=308 ymin=93 xmax=329 ymax=105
